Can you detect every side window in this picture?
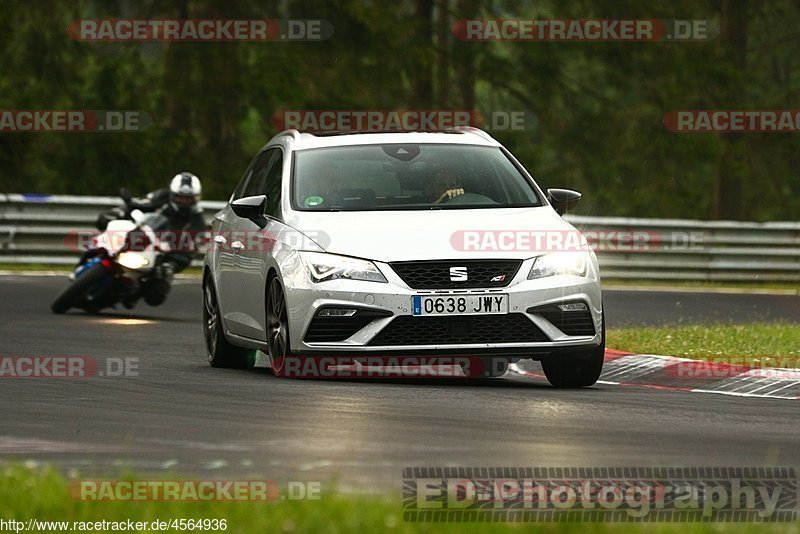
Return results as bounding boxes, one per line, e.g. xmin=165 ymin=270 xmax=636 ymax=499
xmin=231 ymin=151 xmax=266 ymax=201
xmin=230 ymin=168 xmax=252 ymax=201
xmin=243 ymin=148 xmax=283 ymax=218
xmin=263 ymin=151 xmax=283 ymax=217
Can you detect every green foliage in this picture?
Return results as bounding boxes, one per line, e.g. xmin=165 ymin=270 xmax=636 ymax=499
xmin=608 ymin=322 xmax=800 ymax=362
xmin=0 ymin=0 xmax=798 ymax=220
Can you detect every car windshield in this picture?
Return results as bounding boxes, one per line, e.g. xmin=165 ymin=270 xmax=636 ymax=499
xmin=292 ymin=143 xmax=542 ymax=211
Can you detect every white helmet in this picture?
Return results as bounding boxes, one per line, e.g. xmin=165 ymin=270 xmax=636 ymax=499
xmin=169 ymin=172 xmax=202 ymax=215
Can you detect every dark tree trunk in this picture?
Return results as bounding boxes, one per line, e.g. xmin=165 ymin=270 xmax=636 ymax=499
xmin=435 ymin=0 xmax=451 ymax=107
xmin=712 ymin=0 xmax=748 ymax=219
xmin=413 ymin=0 xmax=434 ymax=107
xmin=454 ymin=0 xmax=479 ymax=110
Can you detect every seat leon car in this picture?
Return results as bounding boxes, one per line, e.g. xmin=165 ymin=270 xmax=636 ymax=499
xmin=202 ymin=127 xmax=604 ymax=387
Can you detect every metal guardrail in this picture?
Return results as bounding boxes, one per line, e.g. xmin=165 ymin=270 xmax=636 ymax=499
xmin=568 ymin=215 xmax=800 ymax=282
xmin=0 ymin=194 xmax=226 ymax=267
xmin=0 ymin=194 xmax=798 ymax=281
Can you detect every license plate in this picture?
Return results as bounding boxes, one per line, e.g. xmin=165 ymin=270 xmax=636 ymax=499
xmin=412 ymin=294 xmax=508 ymax=316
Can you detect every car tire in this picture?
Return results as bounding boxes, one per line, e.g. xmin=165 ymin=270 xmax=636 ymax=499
xmin=266 ymin=277 xmax=297 ymax=378
xmin=204 ymin=275 xmax=256 ymax=369
xmin=541 ymin=315 xmax=605 ymax=388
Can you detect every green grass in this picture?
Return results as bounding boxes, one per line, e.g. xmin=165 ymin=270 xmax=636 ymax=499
xmin=0 ymin=466 xmax=796 ymax=533
xmin=0 ymin=263 xmax=72 ymax=272
xmin=607 ymin=323 xmax=800 ymax=365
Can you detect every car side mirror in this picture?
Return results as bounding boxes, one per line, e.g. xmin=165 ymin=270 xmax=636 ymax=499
xmin=231 ymin=195 xmax=267 ymax=221
xmin=547 ymin=188 xmax=581 ymax=216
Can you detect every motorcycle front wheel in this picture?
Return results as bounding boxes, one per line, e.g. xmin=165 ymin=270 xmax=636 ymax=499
xmin=51 ymin=263 xmax=108 ymax=314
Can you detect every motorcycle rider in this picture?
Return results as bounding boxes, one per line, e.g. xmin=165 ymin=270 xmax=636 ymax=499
xmin=96 ymin=172 xmax=207 ymax=306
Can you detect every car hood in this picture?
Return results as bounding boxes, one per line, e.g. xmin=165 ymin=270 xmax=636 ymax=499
xmin=288 ymin=207 xmax=580 ymax=262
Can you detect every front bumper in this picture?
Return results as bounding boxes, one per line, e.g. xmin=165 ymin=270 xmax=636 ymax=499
xmin=284 ymin=257 xmax=603 ymax=358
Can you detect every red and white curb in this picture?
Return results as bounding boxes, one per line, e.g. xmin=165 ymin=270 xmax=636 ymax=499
xmin=510 ymin=349 xmax=800 ymax=400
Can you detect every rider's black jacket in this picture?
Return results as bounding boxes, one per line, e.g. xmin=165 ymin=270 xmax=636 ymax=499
xmin=96 ymin=188 xmax=207 ymax=273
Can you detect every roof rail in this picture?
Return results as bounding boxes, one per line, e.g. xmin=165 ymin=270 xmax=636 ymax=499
xmin=446 ymin=125 xmax=495 ymax=142
xmin=276 ymin=129 xmax=302 ymax=143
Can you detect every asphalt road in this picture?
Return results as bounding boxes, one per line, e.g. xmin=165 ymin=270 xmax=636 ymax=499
xmin=1 ymin=275 xmax=798 ymax=490
xmin=603 ymin=287 xmax=800 ymax=327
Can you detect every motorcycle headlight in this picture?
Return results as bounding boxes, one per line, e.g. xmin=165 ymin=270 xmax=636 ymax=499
xmin=117 ymin=252 xmax=150 ymax=270
xmin=299 ymin=252 xmax=387 ymax=283
xmin=527 ymin=252 xmax=587 ymax=280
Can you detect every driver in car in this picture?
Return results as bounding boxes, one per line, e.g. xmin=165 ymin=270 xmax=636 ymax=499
xmin=425 ymin=167 xmax=465 ymax=204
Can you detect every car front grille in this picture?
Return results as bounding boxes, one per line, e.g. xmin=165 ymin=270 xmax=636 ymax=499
xmin=389 ymin=259 xmax=522 ymax=289
xmin=528 ymin=303 xmax=596 ymax=336
xmin=304 ymin=308 xmax=392 ymax=343
xmin=368 ymin=313 xmax=548 ymax=346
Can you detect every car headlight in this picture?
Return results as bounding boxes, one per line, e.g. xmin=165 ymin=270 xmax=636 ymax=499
xmin=527 ymin=252 xmax=587 ymax=280
xmin=117 ymin=252 xmax=150 ymax=270
xmin=299 ymin=251 xmax=387 ymax=283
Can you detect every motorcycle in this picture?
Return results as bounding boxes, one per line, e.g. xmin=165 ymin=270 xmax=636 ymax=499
xmin=51 ymin=207 xmax=171 ymax=314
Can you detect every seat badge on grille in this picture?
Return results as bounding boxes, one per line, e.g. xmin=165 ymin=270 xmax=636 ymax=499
xmin=449 ymin=266 xmax=468 ymax=281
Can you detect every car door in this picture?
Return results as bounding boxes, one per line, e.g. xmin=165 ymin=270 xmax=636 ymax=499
xmin=223 ymin=147 xmax=284 ymax=339
xmin=215 ymin=149 xmax=271 ymax=337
